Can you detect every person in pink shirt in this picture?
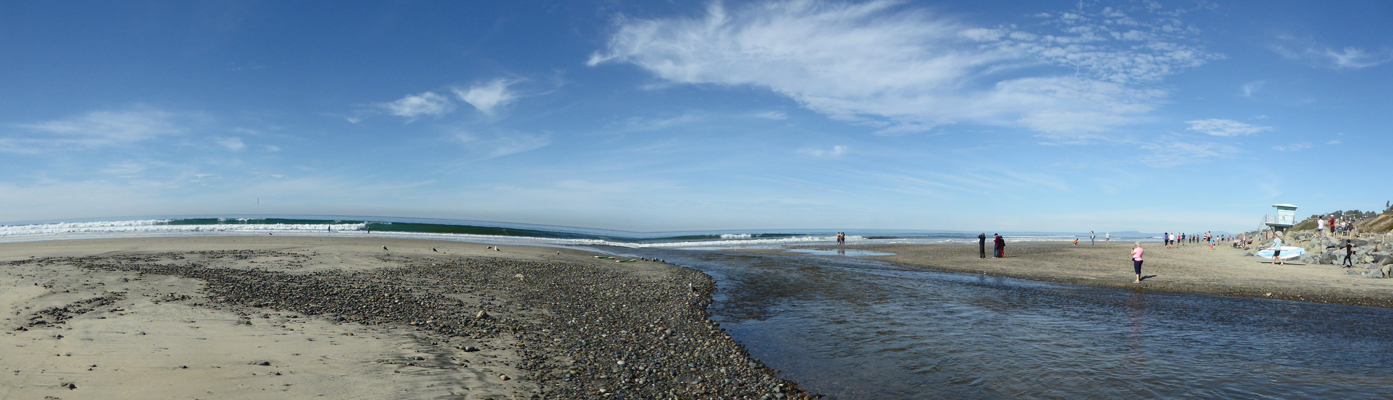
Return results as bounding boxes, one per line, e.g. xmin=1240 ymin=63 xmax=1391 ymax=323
xmin=1131 ymin=242 xmax=1145 ymax=283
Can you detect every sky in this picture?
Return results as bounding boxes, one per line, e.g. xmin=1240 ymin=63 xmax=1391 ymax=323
xmin=2 ymin=0 xmax=1390 ymax=233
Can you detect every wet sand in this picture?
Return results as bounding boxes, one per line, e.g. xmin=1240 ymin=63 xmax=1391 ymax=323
xmin=766 ymin=242 xmax=1393 ymax=308
xmin=1 ymin=237 xmax=812 ymax=399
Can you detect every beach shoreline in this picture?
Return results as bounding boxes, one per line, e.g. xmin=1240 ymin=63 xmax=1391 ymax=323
xmin=1 ymin=237 xmax=812 ymax=399
xmin=746 ymin=241 xmax=1393 ymax=308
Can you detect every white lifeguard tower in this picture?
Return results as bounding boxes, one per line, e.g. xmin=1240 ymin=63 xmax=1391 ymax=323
xmin=1264 ymin=204 xmax=1298 ymax=233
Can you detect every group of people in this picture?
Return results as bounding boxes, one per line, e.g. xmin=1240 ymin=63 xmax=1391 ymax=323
xmin=1088 ymin=231 xmax=1110 ymax=245
xmin=978 ymin=233 xmax=1006 ymax=258
xmin=835 ymin=232 xmax=846 ymax=245
xmin=1317 ymin=215 xmax=1366 ymax=238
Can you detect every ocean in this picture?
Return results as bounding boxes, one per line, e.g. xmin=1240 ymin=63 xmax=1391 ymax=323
xmin=0 ymin=215 xmax=1149 ymax=247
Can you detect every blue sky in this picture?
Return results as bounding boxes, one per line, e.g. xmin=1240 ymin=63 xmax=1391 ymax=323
xmin=2 ymin=0 xmax=1390 ymax=233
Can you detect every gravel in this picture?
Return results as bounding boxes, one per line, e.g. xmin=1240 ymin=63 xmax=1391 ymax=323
xmin=8 ymin=250 xmax=816 ymax=399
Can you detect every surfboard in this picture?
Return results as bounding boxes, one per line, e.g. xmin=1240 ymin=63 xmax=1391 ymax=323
xmin=1254 ymin=246 xmax=1306 ymax=260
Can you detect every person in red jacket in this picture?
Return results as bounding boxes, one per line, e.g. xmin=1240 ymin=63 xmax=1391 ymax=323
xmin=994 ymin=234 xmax=1005 ymax=258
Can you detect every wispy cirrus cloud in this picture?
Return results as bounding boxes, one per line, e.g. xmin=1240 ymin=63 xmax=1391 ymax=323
xmin=801 ymin=145 xmax=848 ymax=158
xmin=453 ymin=79 xmax=519 ymax=116
xmin=588 ymin=0 xmax=1219 ymax=139
xmin=451 ymin=130 xmax=551 ymax=161
xmin=1273 ymin=142 xmax=1313 ymax=152
xmin=1241 ymin=81 xmax=1265 ymax=97
xmin=4 ymin=107 xmax=186 ymax=153
xmin=216 ymin=137 xmax=246 ymax=151
xmin=1271 ymin=37 xmax=1393 ymax=70
xmin=380 ymin=91 xmax=455 ymax=120
xmin=1138 ymin=140 xmax=1240 ymax=167
xmin=1185 ymin=118 xmax=1272 ymax=136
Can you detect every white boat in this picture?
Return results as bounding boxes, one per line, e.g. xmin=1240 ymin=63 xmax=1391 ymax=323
xmin=1254 ymin=246 xmax=1306 ymax=260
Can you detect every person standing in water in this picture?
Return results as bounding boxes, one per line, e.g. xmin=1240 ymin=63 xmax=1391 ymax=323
xmin=979 ymin=233 xmax=987 ymax=259
xmin=1131 ymin=242 xmax=1144 ymax=283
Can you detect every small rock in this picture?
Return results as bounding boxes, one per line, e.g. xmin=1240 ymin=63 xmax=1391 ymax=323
xmin=499 ymin=374 xmax=510 ymax=381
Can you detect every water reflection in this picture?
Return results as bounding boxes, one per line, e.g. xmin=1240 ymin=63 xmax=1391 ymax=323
xmin=1125 ymin=290 xmax=1147 ymax=362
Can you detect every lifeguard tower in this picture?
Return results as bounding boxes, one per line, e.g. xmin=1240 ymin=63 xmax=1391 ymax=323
xmin=1264 ymin=204 xmax=1298 ymax=233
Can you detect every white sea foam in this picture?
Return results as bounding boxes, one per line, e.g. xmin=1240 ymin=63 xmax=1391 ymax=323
xmin=0 ymin=220 xmax=366 ymax=239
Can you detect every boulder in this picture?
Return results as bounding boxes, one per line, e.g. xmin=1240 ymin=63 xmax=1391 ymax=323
xmin=1353 ymin=238 xmax=1370 ymax=247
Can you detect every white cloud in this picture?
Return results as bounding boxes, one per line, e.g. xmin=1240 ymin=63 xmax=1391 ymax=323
xmin=1241 ymin=81 xmax=1265 ymax=97
xmin=217 ymin=137 xmax=246 ymax=151
xmin=588 ymin=0 xmax=1218 ymax=139
xmin=1273 ymin=142 xmax=1312 ymax=152
xmin=801 ymin=145 xmax=848 ymax=157
xmin=7 ymin=107 xmax=184 ymax=152
xmin=452 ymin=79 xmax=518 ymax=116
xmin=1326 ymin=140 xmax=1341 ymax=145
xmin=1272 ymin=38 xmax=1393 ymax=70
xmin=451 ymin=130 xmax=551 ymax=161
xmin=380 ymin=92 xmax=454 ymax=119
xmin=751 ymin=111 xmax=788 ymax=120
xmin=1138 ymin=141 xmax=1239 ymax=167
xmin=1185 ymin=119 xmax=1272 ymax=137
xmin=264 ymin=145 xmax=281 ymax=152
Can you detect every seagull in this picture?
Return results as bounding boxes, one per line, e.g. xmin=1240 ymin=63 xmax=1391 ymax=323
xmin=383 ymin=246 xmax=388 ymax=251
xmin=432 ymin=247 xmax=438 ymax=252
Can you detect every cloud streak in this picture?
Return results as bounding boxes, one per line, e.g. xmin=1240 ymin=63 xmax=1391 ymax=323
xmin=453 ymin=79 xmax=519 ymax=116
xmin=1185 ymin=119 xmax=1272 ymax=136
xmin=1272 ymin=37 xmax=1393 ymax=70
xmin=4 ymin=107 xmax=186 ymax=153
xmin=380 ymin=92 xmax=455 ymax=119
xmin=589 ymin=0 xmax=1218 ymax=138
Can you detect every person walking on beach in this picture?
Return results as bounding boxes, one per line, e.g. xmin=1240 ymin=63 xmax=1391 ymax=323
xmin=1270 ymin=233 xmax=1285 ymax=266
xmin=1131 ymin=242 xmax=1144 ymax=283
xmin=979 ymin=233 xmax=987 ymax=259
xmin=994 ymin=234 xmax=1005 ymax=258
xmin=1091 ymin=231 xmax=1095 ymax=245
xmin=1106 ymin=232 xmax=1110 ymax=246
xmin=1343 ymin=239 xmax=1355 ymax=268
xmin=1074 ymin=238 xmax=1079 ymax=247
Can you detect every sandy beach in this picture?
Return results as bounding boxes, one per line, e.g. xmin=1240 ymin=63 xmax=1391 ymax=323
xmin=827 ymin=240 xmax=1393 ymax=308
xmin=1 ymin=237 xmax=810 ymax=400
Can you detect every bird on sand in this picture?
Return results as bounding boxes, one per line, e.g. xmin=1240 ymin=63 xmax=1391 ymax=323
xmin=383 ymin=246 xmax=388 ymax=251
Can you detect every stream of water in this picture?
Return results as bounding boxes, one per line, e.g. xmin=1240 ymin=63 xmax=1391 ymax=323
xmin=615 ymin=248 xmax=1393 ymax=399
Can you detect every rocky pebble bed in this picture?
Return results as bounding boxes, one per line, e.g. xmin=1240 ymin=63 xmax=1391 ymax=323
xmin=7 ymin=250 xmax=817 ymax=399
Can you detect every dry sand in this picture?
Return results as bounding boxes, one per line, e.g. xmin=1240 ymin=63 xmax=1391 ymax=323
xmin=0 ymin=237 xmax=565 ymax=400
xmin=824 ymin=241 xmax=1393 ymax=308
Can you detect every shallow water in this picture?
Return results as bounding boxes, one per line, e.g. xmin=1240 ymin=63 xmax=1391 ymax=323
xmin=613 ymin=248 xmax=1393 ymax=399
